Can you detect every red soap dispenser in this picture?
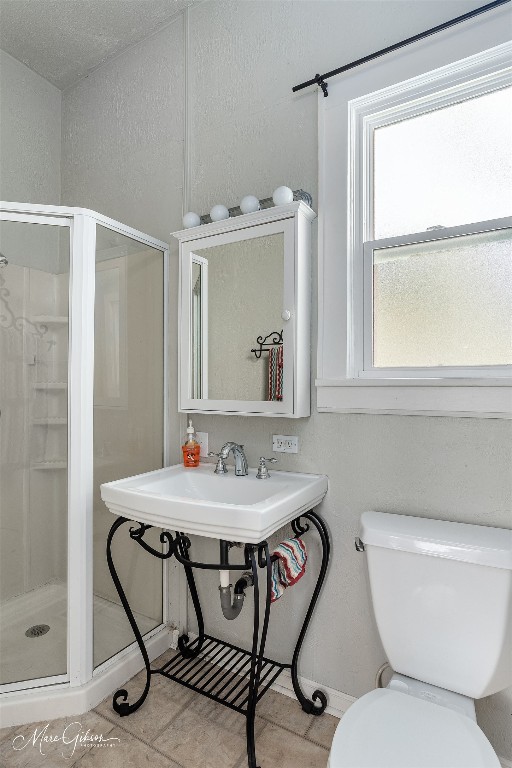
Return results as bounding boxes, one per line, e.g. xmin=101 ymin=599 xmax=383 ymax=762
xmin=182 ymin=418 xmax=200 ymax=468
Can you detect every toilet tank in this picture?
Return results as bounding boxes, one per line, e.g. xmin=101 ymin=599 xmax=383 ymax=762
xmin=360 ymin=512 xmax=512 ymax=699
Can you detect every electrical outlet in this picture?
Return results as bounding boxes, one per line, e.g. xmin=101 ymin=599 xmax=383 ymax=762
xmin=272 ymin=434 xmax=299 ymax=453
xmin=196 ymin=431 xmax=208 ymax=457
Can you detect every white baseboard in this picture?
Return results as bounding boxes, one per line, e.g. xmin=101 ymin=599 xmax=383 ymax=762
xmin=0 ymin=627 xmax=171 ymax=728
xmin=271 ymin=668 xmax=355 ymax=719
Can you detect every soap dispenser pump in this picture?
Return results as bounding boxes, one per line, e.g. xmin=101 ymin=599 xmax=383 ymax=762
xmin=182 ymin=418 xmax=200 ymax=468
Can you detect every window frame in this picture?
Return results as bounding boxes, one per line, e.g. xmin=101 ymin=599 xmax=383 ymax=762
xmin=317 ymin=15 xmax=512 ymax=418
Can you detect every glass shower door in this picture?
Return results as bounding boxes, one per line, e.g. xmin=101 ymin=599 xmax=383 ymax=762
xmin=0 ymin=215 xmax=70 ymax=687
xmin=93 ymin=224 xmax=165 ymax=667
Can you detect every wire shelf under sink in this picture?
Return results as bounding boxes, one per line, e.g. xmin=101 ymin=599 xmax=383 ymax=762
xmin=155 ymin=634 xmax=287 ymax=714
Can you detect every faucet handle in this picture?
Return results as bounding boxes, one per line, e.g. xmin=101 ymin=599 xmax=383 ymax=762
xmin=208 ymin=451 xmax=228 ymax=474
xmin=256 ymin=456 xmax=277 ymax=479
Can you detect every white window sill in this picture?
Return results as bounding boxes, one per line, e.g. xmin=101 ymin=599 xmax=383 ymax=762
xmin=316 ymin=379 xmax=512 ymax=418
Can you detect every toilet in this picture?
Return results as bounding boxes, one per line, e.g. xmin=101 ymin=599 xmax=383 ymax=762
xmin=328 ymin=511 xmax=512 ymax=768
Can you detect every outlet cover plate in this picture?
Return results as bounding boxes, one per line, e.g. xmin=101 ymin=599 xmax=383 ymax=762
xmin=196 ymin=431 xmax=208 ymax=458
xmin=273 ymin=434 xmax=299 ymax=453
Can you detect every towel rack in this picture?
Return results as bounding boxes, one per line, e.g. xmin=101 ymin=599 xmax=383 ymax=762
xmin=251 ymin=329 xmax=283 ymax=359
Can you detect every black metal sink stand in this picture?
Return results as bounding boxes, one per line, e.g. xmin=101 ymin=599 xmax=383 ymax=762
xmin=106 ymin=510 xmax=330 ymax=768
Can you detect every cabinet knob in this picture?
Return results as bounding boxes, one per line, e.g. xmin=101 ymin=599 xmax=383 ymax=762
xmin=281 ymin=309 xmax=291 ymax=321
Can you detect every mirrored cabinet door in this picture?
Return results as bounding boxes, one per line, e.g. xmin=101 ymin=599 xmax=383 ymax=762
xmin=175 ymin=201 xmax=315 ymax=417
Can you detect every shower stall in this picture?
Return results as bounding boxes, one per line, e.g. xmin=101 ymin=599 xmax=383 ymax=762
xmin=0 ymin=202 xmax=170 ymax=725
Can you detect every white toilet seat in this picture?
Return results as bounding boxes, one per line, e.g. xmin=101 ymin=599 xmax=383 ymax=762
xmin=328 ymin=688 xmax=500 ymax=768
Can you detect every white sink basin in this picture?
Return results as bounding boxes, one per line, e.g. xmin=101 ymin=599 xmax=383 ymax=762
xmin=100 ymin=463 xmax=328 ymax=543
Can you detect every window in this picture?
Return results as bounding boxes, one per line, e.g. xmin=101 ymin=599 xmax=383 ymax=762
xmin=364 ymin=86 xmax=511 ymax=378
xmin=318 ymin=16 xmax=512 ymax=417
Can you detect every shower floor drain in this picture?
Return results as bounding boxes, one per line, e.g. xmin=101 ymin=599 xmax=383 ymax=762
xmin=25 ymin=624 xmax=50 ymax=638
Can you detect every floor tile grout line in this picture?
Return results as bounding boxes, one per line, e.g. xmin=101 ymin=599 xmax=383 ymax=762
xmin=91 ymin=707 xmax=189 ymax=767
xmin=148 ymin=687 xmax=198 ymax=744
xmin=303 ymin=732 xmax=331 ymax=750
xmin=303 ymin=712 xmax=340 ymax=748
xmin=93 ymin=701 xmax=260 ymax=768
xmin=232 ymin=718 xmax=269 ymax=768
xmin=304 ymin=716 xmax=319 ymax=741
xmin=257 ymin=710 xmax=314 ymax=741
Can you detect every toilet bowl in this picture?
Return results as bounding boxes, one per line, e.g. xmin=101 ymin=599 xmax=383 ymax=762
xmin=327 ymin=685 xmax=500 ymax=768
xmin=327 ymin=511 xmax=512 ymax=768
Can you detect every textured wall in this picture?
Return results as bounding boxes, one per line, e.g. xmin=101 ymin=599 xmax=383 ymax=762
xmin=0 ymin=49 xmax=61 ymax=203
xmin=60 ymin=0 xmax=512 ymax=759
xmin=61 ymin=21 xmax=184 ymax=243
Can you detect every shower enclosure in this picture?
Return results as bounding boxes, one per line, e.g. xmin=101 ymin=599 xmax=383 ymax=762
xmin=0 ymin=202 xmax=169 ymax=725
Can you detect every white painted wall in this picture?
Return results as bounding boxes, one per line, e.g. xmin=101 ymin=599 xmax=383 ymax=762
xmin=0 ymin=49 xmax=61 ymax=203
xmin=61 ymin=21 xmax=184 ymax=243
xmin=59 ymin=1 xmax=512 ymax=759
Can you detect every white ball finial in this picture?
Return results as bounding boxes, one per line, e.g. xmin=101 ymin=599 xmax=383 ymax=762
xmin=272 ymin=186 xmax=293 ymax=206
xmin=210 ymin=204 xmax=230 ymax=222
xmin=183 ymin=211 xmax=201 ymax=229
xmin=240 ymin=195 xmax=260 ymax=214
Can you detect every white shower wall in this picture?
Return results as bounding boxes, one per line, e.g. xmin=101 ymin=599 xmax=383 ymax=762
xmin=0 ymin=261 xmax=69 ymax=604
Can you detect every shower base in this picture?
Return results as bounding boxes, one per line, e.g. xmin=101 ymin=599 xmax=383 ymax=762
xmin=0 ymin=581 xmax=158 ymax=687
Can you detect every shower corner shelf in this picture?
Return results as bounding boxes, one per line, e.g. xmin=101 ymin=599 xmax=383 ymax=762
xmin=31 ymin=461 xmax=67 ymax=470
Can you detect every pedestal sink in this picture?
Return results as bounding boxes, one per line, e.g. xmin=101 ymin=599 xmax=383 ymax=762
xmin=101 ymin=463 xmax=328 ymax=543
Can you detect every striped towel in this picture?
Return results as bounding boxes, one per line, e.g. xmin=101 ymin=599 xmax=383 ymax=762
xmin=267 ymin=345 xmax=283 ymax=401
xmin=270 ymin=537 xmax=307 ymax=603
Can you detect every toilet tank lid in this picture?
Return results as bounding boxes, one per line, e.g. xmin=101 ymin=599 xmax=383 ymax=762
xmin=360 ymin=512 xmax=512 ymax=570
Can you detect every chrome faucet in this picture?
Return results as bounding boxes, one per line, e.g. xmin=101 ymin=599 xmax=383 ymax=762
xmin=209 ymin=442 xmax=248 ymax=476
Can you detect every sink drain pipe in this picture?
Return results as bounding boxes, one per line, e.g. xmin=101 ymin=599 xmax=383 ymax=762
xmin=219 ymin=541 xmax=254 ymax=620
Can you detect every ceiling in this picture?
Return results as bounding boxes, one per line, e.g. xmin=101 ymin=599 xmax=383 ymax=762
xmin=0 ymin=0 xmax=197 ymax=90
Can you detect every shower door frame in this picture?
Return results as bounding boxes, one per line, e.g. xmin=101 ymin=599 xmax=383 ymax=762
xmin=0 ymin=202 xmax=170 ymax=698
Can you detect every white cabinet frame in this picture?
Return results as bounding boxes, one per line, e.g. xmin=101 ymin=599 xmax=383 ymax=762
xmin=174 ymin=201 xmax=315 ymax=418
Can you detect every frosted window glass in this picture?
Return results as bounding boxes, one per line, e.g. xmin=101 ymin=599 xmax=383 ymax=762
xmin=373 ymin=87 xmax=512 ymax=239
xmin=372 ymin=229 xmax=512 ymax=368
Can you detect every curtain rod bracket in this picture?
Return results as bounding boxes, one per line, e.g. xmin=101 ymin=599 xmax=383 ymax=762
xmin=315 ymin=74 xmax=328 ymax=98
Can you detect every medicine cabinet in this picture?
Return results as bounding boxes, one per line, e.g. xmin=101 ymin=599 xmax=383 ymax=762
xmin=174 ymin=201 xmax=315 ymax=417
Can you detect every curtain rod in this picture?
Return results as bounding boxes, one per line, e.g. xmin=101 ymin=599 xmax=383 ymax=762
xmin=292 ymin=0 xmax=510 ymax=97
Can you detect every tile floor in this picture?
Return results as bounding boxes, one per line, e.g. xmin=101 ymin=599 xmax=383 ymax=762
xmin=0 ymin=649 xmax=339 ymax=768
